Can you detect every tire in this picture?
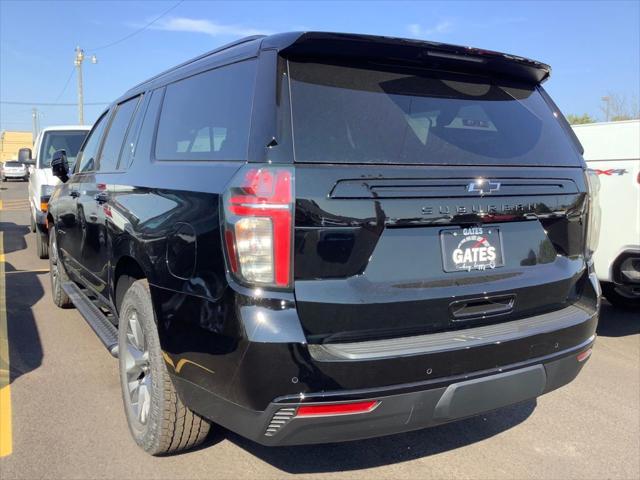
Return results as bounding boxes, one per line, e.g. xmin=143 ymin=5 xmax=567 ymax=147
xmin=49 ymin=226 xmax=72 ymax=307
xmin=36 ymin=232 xmax=49 ymax=259
xmin=602 ymin=282 xmax=640 ymax=309
xmin=118 ymin=279 xmax=210 ymax=455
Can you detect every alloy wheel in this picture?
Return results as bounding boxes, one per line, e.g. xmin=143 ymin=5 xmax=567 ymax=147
xmin=123 ymin=310 xmax=152 ymax=425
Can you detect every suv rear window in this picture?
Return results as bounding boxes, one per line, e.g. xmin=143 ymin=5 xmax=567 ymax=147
xmin=288 ymin=61 xmax=581 ymax=166
xmin=40 ymin=131 xmax=88 ymax=168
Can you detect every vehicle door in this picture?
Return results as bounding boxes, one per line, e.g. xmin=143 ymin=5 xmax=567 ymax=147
xmin=55 ymin=112 xmax=109 ymax=281
xmin=78 ymin=95 xmax=142 ymax=296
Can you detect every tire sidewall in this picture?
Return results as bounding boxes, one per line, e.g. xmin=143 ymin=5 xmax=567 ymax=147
xmin=49 ymin=227 xmax=62 ymax=299
xmin=118 ymin=280 xmax=166 ymax=452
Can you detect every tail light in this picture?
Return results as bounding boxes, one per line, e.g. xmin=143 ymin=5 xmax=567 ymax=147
xmin=222 ymin=166 xmax=294 ymax=289
xmin=585 ymin=170 xmax=601 ymax=259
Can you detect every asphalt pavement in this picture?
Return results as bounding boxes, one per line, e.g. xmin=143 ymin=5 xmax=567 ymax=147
xmin=0 ymin=179 xmax=638 ymax=480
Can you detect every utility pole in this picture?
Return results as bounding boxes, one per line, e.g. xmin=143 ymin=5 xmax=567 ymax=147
xmin=602 ymin=96 xmax=611 ymax=122
xmin=75 ymin=46 xmax=84 ymax=124
xmin=74 ymin=46 xmax=97 ymax=125
xmin=31 ymin=107 xmax=39 ymax=138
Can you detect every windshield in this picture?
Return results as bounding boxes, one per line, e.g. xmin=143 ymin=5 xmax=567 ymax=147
xmin=39 ymin=131 xmax=88 ymax=168
xmin=288 ymin=61 xmax=581 ymax=166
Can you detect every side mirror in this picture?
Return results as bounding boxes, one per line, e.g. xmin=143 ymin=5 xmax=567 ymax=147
xmin=51 ymin=149 xmax=70 ymax=183
xmin=18 ymin=147 xmax=34 ymax=165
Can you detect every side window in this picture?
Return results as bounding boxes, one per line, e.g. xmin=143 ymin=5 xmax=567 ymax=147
xmin=155 ymin=60 xmax=256 ymax=161
xmin=77 ymin=112 xmax=109 ymax=173
xmin=133 ymin=89 xmax=163 ymax=164
xmin=98 ymin=96 xmax=140 ymax=172
xmin=118 ymin=94 xmax=146 ymax=169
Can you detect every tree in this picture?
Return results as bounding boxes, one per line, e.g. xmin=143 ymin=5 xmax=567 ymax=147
xmin=566 ymin=113 xmax=596 ymax=125
xmin=601 ymin=93 xmax=640 ymax=122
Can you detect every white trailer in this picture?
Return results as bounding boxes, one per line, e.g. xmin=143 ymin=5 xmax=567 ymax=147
xmin=572 ymin=120 xmax=640 ymax=307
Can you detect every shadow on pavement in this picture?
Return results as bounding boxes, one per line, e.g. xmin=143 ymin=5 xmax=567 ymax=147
xmin=211 ymin=400 xmax=536 ymax=473
xmin=596 ymin=301 xmax=639 ymax=337
xmin=5 ymin=261 xmax=45 ymax=385
xmin=2 ymin=221 xmax=45 ymax=385
xmin=1 ymin=221 xmax=28 ymax=254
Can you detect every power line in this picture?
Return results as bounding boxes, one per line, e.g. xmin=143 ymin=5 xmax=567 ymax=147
xmin=1 ymin=101 xmax=109 ymax=106
xmin=53 ymin=67 xmax=76 ymax=104
xmin=87 ymin=0 xmax=184 ymax=52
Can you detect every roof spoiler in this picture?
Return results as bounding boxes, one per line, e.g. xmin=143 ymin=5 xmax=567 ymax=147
xmin=264 ymin=32 xmax=551 ymax=85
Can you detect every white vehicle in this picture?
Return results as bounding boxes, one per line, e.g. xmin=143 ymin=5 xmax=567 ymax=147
xmin=573 ymin=120 xmax=640 ymax=308
xmin=1 ymin=160 xmax=29 ymax=181
xmin=26 ymin=125 xmax=90 ymax=258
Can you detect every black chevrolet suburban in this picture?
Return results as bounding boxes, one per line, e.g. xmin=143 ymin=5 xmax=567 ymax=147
xmin=46 ymin=32 xmax=600 ymax=455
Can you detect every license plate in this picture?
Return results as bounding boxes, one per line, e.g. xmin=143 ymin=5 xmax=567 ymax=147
xmin=440 ymin=226 xmax=505 ymax=272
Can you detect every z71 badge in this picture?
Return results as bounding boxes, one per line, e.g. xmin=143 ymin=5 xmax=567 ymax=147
xmin=440 ymin=227 xmax=505 ymax=272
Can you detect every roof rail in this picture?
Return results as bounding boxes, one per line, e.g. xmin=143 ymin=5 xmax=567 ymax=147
xmin=126 ymin=35 xmax=266 ymax=94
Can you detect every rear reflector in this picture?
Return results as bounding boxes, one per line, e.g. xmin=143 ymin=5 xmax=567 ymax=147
xmin=296 ymin=400 xmax=379 ymax=417
xmin=224 ymin=230 xmax=238 ymax=273
xmin=577 ymin=348 xmax=592 ymax=362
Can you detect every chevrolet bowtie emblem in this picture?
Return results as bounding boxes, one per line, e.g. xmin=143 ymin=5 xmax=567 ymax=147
xmin=467 ymin=180 xmax=501 ymax=195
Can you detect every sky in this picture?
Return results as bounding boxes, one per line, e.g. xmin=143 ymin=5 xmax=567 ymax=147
xmin=1 ymin=0 xmax=639 ymax=133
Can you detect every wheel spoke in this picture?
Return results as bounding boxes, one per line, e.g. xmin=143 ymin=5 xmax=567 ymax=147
xmin=138 ymin=379 xmax=150 ymax=424
xmin=125 ymin=345 xmax=147 ymax=370
xmin=128 ymin=312 xmax=144 ymax=350
xmin=128 ymin=379 xmax=140 ymax=397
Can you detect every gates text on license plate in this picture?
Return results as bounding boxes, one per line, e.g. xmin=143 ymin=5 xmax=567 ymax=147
xmin=440 ymin=227 xmax=505 ymax=272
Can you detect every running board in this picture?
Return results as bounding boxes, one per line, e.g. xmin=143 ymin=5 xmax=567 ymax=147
xmin=62 ymin=282 xmax=119 ymax=357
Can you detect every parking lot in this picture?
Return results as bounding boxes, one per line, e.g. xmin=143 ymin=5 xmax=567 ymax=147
xmin=0 ymin=179 xmax=638 ymax=480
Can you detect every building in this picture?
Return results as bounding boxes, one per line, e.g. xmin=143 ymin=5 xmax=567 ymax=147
xmin=0 ymin=130 xmax=33 ymax=162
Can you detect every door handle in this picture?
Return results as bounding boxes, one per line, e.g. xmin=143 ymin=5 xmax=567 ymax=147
xmin=94 ymin=192 xmax=110 ymax=204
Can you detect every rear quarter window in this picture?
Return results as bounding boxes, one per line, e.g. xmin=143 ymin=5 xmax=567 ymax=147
xmin=155 ymin=60 xmax=256 ymax=161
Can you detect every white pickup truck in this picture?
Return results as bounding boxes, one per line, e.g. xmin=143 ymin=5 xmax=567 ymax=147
xmin=26 ymin=125 xmax=90 ymax=258
xmin=573 ymin=120 xmax=640 ymax=308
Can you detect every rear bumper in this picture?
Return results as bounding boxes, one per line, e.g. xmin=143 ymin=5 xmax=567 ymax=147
xmin=2 ymin=172 xmax=28 ymax=179
xmin=156 ymin=269 xmax=599 ymax=446
xmin=174 ymin=337 xmax=594 ymax=446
